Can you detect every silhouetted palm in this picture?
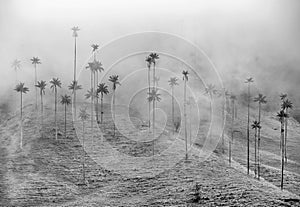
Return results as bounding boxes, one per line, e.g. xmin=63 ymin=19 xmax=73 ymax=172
xmin=252 ymin=120 xmax=261 ymax=178
xmin=68 ymin=80 xmax=82 ymax=118
xmin=109 ymin=75 xmax=121 ymax=136
xmin=61 ymin=94 xmax=71 ymax=138
xmin=254 ymin=93 xmax=267 ymax=179
xmin=78 ymin=107 xmax=89 ymax=184
xmin=97 ymin=83 xmax=109 ymax=124
xmin=280 ymin=93 xmax=287 ymax=101
xmin=14 ymin=83 xmax=29 ymax=149
xmin=35 ymin=80 xmax=47 ymax=134
xmin=30 ymin=57 xmax=41 ymax=109
xmin=229 ymin=94 xmax=237 ymax=165
xmin=245 ymin=77 xmax=254 ymax=174
xmin=183 ymin=70 xmax=189 ymax=160
xmin=12 ymin=59 xmax=21 ymax=82
xmin=149 ymin=53 xmax=159 ymax=90
xmin=281 ymin=98 xmax=293 ymax=163
xmin=50 ymin=78 xmax=62 ymax=140
xmin=147 ymin=88 xmax=161 ymax=156
xmin=277 ymin=109 xmax=288 ymax=190
xmin=145 ymin=56 xmax=153 ymax=128
xmin=187 ymin=96 xmax=194 ymax=146
xmin=168 ymin=77 xmax=179 ymax=134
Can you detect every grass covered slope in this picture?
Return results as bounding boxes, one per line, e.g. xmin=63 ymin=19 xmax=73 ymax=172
xmin=0 ymin=103 xmax=299 ymax=206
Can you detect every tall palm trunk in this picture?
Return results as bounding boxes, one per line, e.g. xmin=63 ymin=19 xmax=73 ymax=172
xmin=229 ymin=99 xmax=234 ymax=165
xmin=184 ymin=79 xmax=188 ymax=160
xmin=284 ymin=108 xmax=288 ymax=163
xmin=189 ymin=103 xmax=192 ymax=146
xmin=152 ymin=98 xmax=155 ymax=156
xmin=254 ymin=127 xmax=257 ymax=177
xmin=101 ymin=93 xmax=104 ymax=124
xmin=247 ymin=83 xmax=250 ymax=174
xmin=148 ymin=68 xmax=151 ymax=128
xmin=54 ymin=89 xmax=58 ymax=137
xmin=82 ymin=120 xmax=86 ymax=183
xmin=20 ymin=92 xmax=23 ymax=149
xmin=257 ymin=103 xmax=261 ymax=180
xmin=35 ymin=64 xmax=37 ymax=109
xmin=96 ymin=71 xmax=99 ymax=123
xmin=281 ymin=119 xmax=285 ymax=189
xmin=40 ymin=91 xmax=43 ymax=138
xmin=221 ymin=89 xmax=225 ymax=153
xmin=113 ymin=89 xmax=116 ymax=136
xmin=91 ymin=72 xmax=94 ymax=142
xmin=64 ymin=104 xmax=67 ymax=138
xmin=73 ymin=36 xmax=77 ymax=117
xmin=171 ymin=87 xmax=175 ymax=132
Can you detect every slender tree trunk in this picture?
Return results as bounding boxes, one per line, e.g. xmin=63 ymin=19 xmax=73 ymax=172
xmin=55 ymin=87 xmax=58 ymax=140
xmin=82 ymin=121 xmax=85 ymax=184
xmin=35 ymin=64 xmax=37 ymax=109
xmin=148 ymin=67 xmax=151 ymax=128
xmin=189 ymin=104 xmax=192 ymax=146
xmin=254 ymin=128 xmax=257 ymax=178
xmin=222 ymin=88 xmax=225 ymax=153
xmin=258 ymin=103 xmax=261 ymax=180
xmin=172 ymin=87 xmax=174 ymax=134
xmin=247 ymin=83 xmax=250 ymax=174
xmin=229 ymin=99 xmax=234 ymax=165
xmin=96 ymin=71 xmax=99 ymax=123
xmin=113 ymin=89 xmax=116 ymax=136
xmin=74 ymin=37 xmax=77 ymax=117
xmin=153 ymin=98 xmax=155 ymax=156
xmin=281 ymin=119 xmax=284 ymax=190
xmin=90 ymin=71 xmax=94 ymax=143
xmin=41 ymin=92 xmax=43 ymax=138
xmin=101 ymin=93 xmax=103 ymax=124
xmin=65 ymin=104 xmax=67 ymax=138
xmin=184 ymin=79 xmax=187 ymax=160
xmin=284 ymin=108 xmax=288 ymax=163
xmin=20 ymin=92 xmax=23 ymax=149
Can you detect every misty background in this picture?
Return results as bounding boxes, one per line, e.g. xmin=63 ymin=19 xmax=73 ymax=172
xmin=0 ymin=0 xmax=300 ymax=118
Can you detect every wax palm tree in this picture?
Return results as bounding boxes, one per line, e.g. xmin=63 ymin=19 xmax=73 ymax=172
xmin=279 ymin=93 xmax=287 ymax=150
xmin=61 ymin=94 xmax=71 ymax=138
xmin=68 ymin=80 xmax=82 ymax=119
xmin=30 ymin=57 xmax=41 ymax=109
xmin=147 ymin=89 xmax=161 ymax=156
xmin=35 ymin=80 xmax=47 ymax=136
xmin=168 ymin=77 xmax=179 ymax=133
xmin=145 ymin=56 xmax=153 ymax=127
xmin=277 ymin=110 xmax=288 ymax=190
xmin=245 ymin=77 xmax=254 ymax=174
xmin=97 ymin=83 xmax=109 ymax=124
xmin=85 ymin=88 xmax=98 ymax=142
xmin=281 ymin=98 xmax=293 ymax=163
xmin=94 ymin=61 xmax=104 ymax=122
xmin=149 ymin=53 xmax=159 ymax=89
xmin=14 ymin=83 xmax=29 ymax=149
xmin=50 ymin=78 xmax=62 ymax=140
xmin=78 ymin=107 xmax=89 ymax=184
xmin=12 ymin=59 xmax=21 ymax=82
xmin=109 ymin=75 xmax=121 ymax=136
xmin=183 ymin=70 xmax=189 ymax=160
xmin=229 ymin=94 xmax=237 ymax=165
xmin=252 ymin=120 xmax=261 ymax=178
xmin=254 ymin=93 xmax=267 ymax=179
xmin=71 ymin=26 xmax=79 ymax=115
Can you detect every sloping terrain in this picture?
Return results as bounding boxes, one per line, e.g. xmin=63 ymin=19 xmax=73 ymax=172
xmin=0 ymin=103 xmax=299 ymax=206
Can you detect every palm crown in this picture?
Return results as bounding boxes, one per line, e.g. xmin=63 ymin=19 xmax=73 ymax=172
xmin=251 ymin=120 xmax=261 ymax=129
xmin=182 ymin=70 xmax=189 ymax=81
xmin=280 ymin=93 xmax=287 ymax=100
xmin=254 ymin=93 xmax=267 ymax=104
xmin=281 ymin=99 xmax=293 ymax=110
xmin=79 ymin=108 xmax=89 ymax=121
xmin=12 ymin=59 xmax=21 ymax=71
xmin=61 ymin=94 xmax=71 ymax=105
xmin=149 ymin=53 xmax=159 ymax=64
xmin=31 ymin=57 xmax=41 ymax=65
xmin=35 ymin=80 xmax=47 ymax=95
xmin=15 ymin=82 xmax=29 ymax=94
xmin=86 ymin=60 xmax=104 ymax=73
xmin=85 ymin=88 xmax=98 ymax=99
xmin=71 ymin=26 xmax=80 ymax=37
xmin=97 ymin=83 xmax=109 ymax=95
xmin=147 ymin=89 xmax=161 ymax=102
xmin=205 ymin=84 xmax=218 ymax=95
xmin=109 ymin=75 xmax=121 ymax=90
xmin=91 ymin=44 xmax=99 ymax=52
xmin=68 ymin=80 xmax=82 ymax=92
xmin=277 ymin=110 xmax=289 ymax=122
xmin=168 ymin=77 xmax=179 ymax=87
xmin=145 ymin=56 xmax=153 ymax=68
xmin=245 ymin=77 xmax=254 ymax=83
xmin=50 ymin=78 xmax=62 ymax=91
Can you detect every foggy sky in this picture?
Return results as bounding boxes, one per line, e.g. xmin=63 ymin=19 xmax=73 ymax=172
xmin=0 ymin=0 xmax=300 ymax=111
